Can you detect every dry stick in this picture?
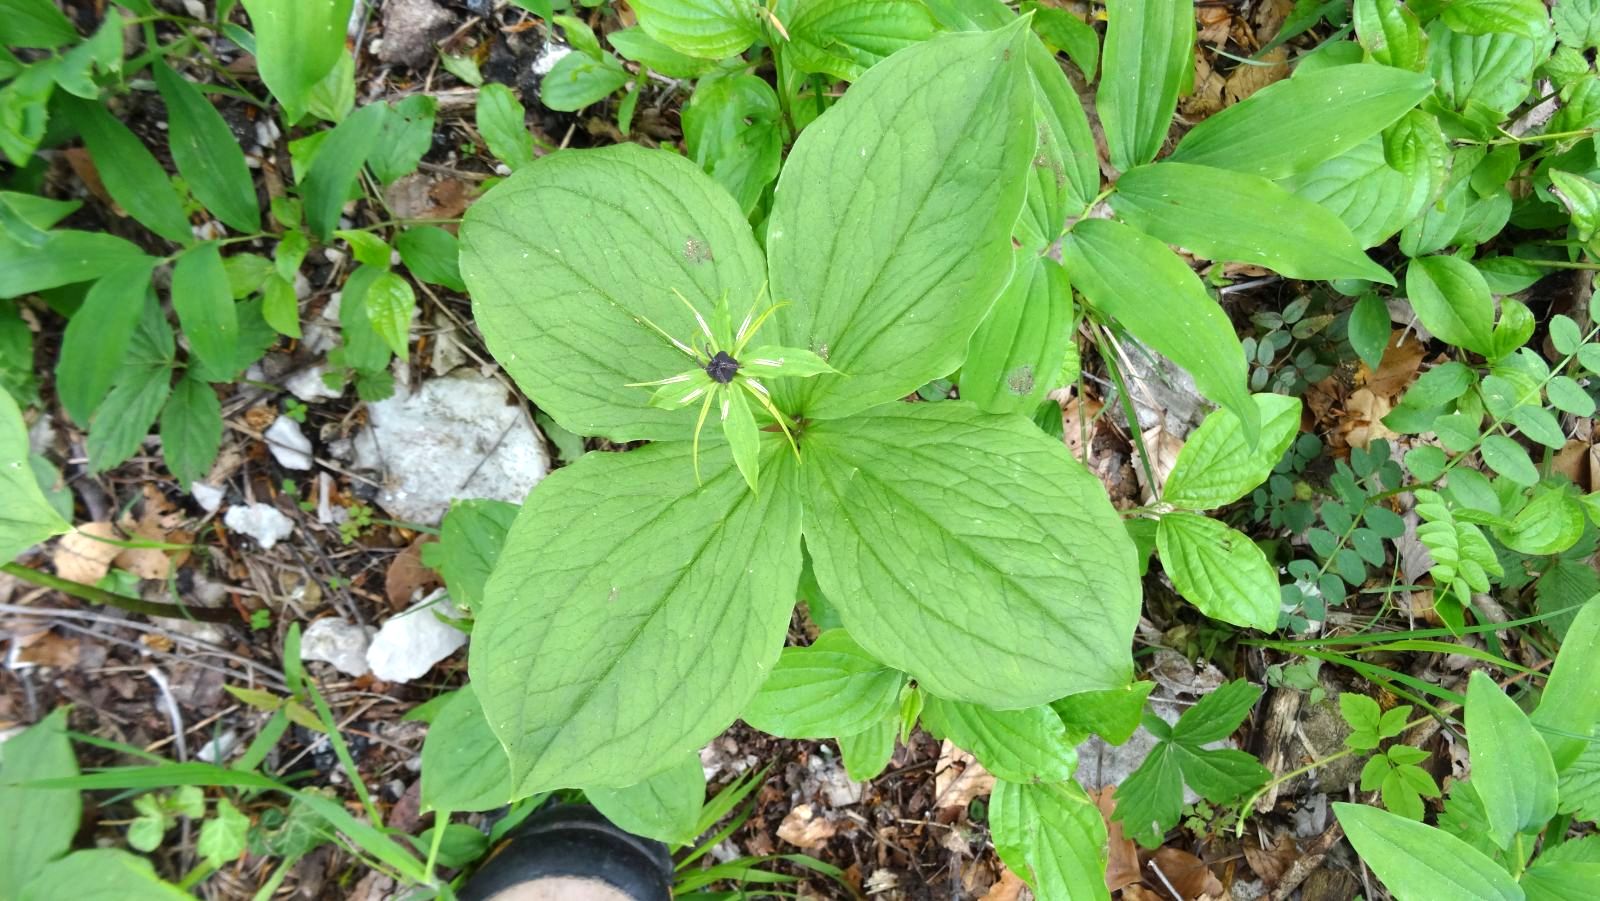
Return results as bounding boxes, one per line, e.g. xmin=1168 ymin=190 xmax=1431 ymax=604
xmin=2 ymin=562 xmax=237 ymax=623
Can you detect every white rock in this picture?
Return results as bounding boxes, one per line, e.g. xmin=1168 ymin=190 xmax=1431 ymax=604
xmin=366 ymin=591 xmax=468 ymax=683
xmin=196 ymin=730 xmax=239 ymax=764
xmin=190 ymin=482 xmax=226 ymax=513
xmin=302 ymin=617 xmax=378 ymax=677
xmin=223 ymin=503 xmax=295 ymax=549
xmin=349 ymin=371 xmax=550 ymax=525
xmin=285 ymin=365 xmax=343 ymax=403
xmin=264 ymin=416 xmax=314 ymax=470
xmin=531 ymin=42 xmax=572 ymax=76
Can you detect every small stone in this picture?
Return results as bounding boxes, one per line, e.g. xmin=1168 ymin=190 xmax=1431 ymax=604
xmin=264 ymin=416 xmax=314 ymax=470
xmin=223 ymin=503 xmax=294 ymax=549
xmin=196 ymin=730 xmax=238 ymax=764
xmin=366 ymin=591 xmax=467 ymax=683
xmin=190 ymin=482 xmax=225 ymax=513
xmin=349 ymin=371 xmax=550 ymax=525
xmin=378 ymin=0 xmax=456 ymax=69
xmin=285 ymin=365 xmax=343 ymax=403
xmin=302 ymin=617 xmax=377 ymax=677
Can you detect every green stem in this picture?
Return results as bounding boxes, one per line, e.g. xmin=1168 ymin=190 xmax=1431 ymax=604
xmin=2 ymin=562 xmax=237 ymax=624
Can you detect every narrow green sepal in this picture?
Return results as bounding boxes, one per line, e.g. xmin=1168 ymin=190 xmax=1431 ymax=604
xmin=721 ymin=387 xmax=761 ymax=493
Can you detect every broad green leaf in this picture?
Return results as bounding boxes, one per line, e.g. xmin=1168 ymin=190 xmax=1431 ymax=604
xmin=86 ymin=362 xmax=171 ymax=474
xmin=1113 ymin=743 xmax=1182 ymax=845
xmin=1283 ymin=132 xmax=1436 ymax=248
xmin=540 ymin=52 xmax=629 ymax=111
xmin=785 ymin=0 xmax=939 ymax=82
xmin=0 ymin=708 xmax=77 ymax=898
xmin=1350 ymin=292 xmax=1393 ymax=371
xmin=477 ymin=84 xmax=536 ymax=171
xmin=18 ymin=848 xmax=191 ymax=901
xmin=56 ymin=263 xmax=157 ymax=424
xmin=419 ymin=685 xmax=513 ymax=812
xmin=766 ymin=23 xmax=1033 ymax=422
xmin=153 ymin=62 xmax=259 ymax=234
xmin=991 ymin=779 xmax=1111 ymax=901
xmin=742 ymin=630 xmax=904 ymax=738
xmin=470 ymin=439 xmax=802 ymax=794
xmin=1171 ymin=64 xmax=1434 ymax=179
xmin=369 ymin=95 xmax=439 ymax=186
xmin=1429 ymin=23 xmax=1546 ymax=118
xmin=629 ymin=0 xmax=762 ymax=58
xmin=1157 ymin=513 xmax=1279 ymax=631
xmin=1466 ymin=670 xmax=1558 ymax=847
xmin=1164 ymin=394 xmax=1302 ymax=510
xmin=172 ymin=243 xmax=240 ymax=377
xmin=1480 ymin=434 xmax=1538 ymax=486
xmin=421 ymin=499 xmax=519 ymax=614
xmin=1493 ymin=482 xmax=1584 ymax=554
xmin=196 ymin=798 xmax=249 ymax=869
xmin=1026 ymin=2 xmax=1100 ymax=81
xmin=302 ymin=102 xmax=386 ymax=240
xmin=1406 ymin=255 xmax=1495 ymax=356
xmin=0 ymin=229 xmax=149 ymax=299
xmin=239 ymin=0 xmax=357 ymax=122
xmin=1559 ymin=737 xmax=1600 ymax=822
xmin=1550 ymin=170 xmax=1600 ymax=241
xmin=962 ymin=254 xmax=1071 ymax=414
xmin=64 ymin=98 xmax=192 ymax=244
xmin=0 ymin=377 xmax=67 ymax=560
xmin=800 ymin=402 xmax=1139 ymax=706
xmin=462 ymin=145 xmax=766 ymax=442
xmin=838 ymin=716 xmax=897 ymax=781
xmin=0 ymin=0 xmax=78 ymax=48
xmin=158 ymin=376 xmax=222 ymax=488
xmin=1174 ymin=746 xmax=1270 ymax=801
xmin=396 ymin=226 xmax=465 ymax=292
xmin=1333 ymin=802 xmax=1523 ymax=901
xmin=920 ymin=696 xmax=1076 ymax=783
xmin=1355 ymin=0 xmax=1428 ymax=71
xmin=1024 ymin=37 xmax=1099 ymax=237
xmin=304 ymin=51 xmax=355 ymax=123
xmin=1097 ymin=0 xmax=1193 ymax=171
xmin=682 ymin=72 xmax=784 ymax=215
xmin=1112 ymin=162 xmax=1392 ymax=284
xmin=1533 ymin=599 xmax=1600 ymax=771
xmin=1052 ymin=681 xmax=1154 ymax=744
xmin=1440 ymin=0 xmax=1550 ymax=39
xmin=585 ymin=753 xmax=706 ymax=846
xmin=607 ymin=27 xmax=718 ymax=78
xmin=1523 ymin=858 xmax=1600 ymax=901
xmin=1061 ymin=218 xmax=1258 ymax=442
xmin=364 ymin=271 xmax=415 ymax=357
xmin=1555 ymin=0 xmax=1600 ymax=50
xmin=1174 ymin=679 xmax=1264 ymax=745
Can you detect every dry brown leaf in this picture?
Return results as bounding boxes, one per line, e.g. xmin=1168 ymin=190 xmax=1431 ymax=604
xmin=1135 ymin=423 xmax=1184 ymax=503
xmin=1242 ymin=830 xmax=1298 ymax=887
xmin=1094 ymin=786 xmax=1142 ymax=893
xmin=1122 ymin=886 xmax=1165 ymax=901
xmin=114 ymin=485 xmax=186 ymax=580
xmin=776 ymin=803 xmax=837 ymax=850
xmin=1197 ymin=6 xmax=1231 ymax=44
xmin=14 ymin=629 xmax=79 ymax=667
xmin=1339 ymin=389 xmax=1399 ymax=450
xmin=1181 ymin=53 xmax=1226 ymax=119
xmin=1359 ymin=331 xmax=1427 ymax=399
xmin=1151 ymin=847 xmax=1224 ymax=900
xmin=980 ymin=869 xmax=1029 ymax=901
xmin=1553 ymin=438 xmax=1590 ymax=487
xmin=1224 ymin=48 xmax=1289 ymax=105
xmin=53 ymin=522 xmax=122 ymax=585
xmin=933 ymin=740 xmax=995 ymax=811
xmin=384 ymin=538 xmax=440 ymax=610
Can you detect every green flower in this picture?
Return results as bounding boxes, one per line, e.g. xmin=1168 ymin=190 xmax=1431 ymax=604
xmin=628 ymin=288 xmax=836 ymax=491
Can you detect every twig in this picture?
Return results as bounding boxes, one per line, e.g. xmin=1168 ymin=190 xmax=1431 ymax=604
xmin=2 ymin=563 xmax=237 ymax=624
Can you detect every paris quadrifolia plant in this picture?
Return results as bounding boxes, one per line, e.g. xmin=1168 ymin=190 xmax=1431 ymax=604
xmin=627 ymin=287 xmax=835 ymax=491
